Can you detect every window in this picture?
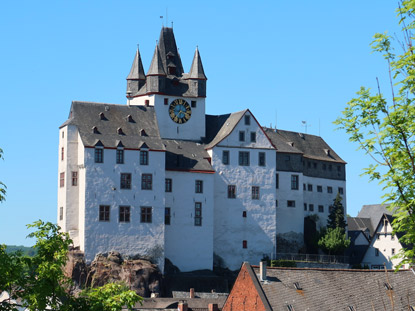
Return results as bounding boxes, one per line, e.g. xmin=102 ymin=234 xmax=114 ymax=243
xmin=307 ymin=184 xmax=313 ymax=192
xmin=317 ymin=185 xmax=322 ymax=192
xmin=328 ymin=164 xmax=332 ymax=171
xmin=140 ymin=150 xmax=149 ymax=165
xmin=195 ymin=202 xmax=202 ymax=226
xmin=307 ymin=162 xmax=311 ymax=168
xmin=165 ymin=207 xmax=171 ymax=225
xmin=61 ymin=147 xmax=64 ymax=161
xmin=258 ymin=152 xmax=266 ymax=166
xmin=242 ymin=240 xmax=248 ymax=248
xmin=252 ymin=186 xmax=260 ymax=200
xmin=141 ymin=174 xmax=152 ymax=190
xmin=313 ymin=162 xmax=317 ymax=169
xmin=60 ymin=172 xmax=65 ymax=188
xmin=244 ymin=115 xmax=250 ymax=125
xmin=275 ymin=200 xmax=278 ymax=207
xmin=375 ymin=248 xmax=379 ymax=256
xmin=71 ymin=171 xmax=78 ymax=186
xmin=120 ymin=173 xmax=132 ymax=189
xmin=95 ymin=148 xmax=103 ymax=163
xmin=164 ymin=98 xmax=168 ymax=105
xmin=323 ymin=164 xmax=326 ymax=170
xmin=327 ymin=186 xmax=333 ymax=193
xmin=239 ymin=131 xmax=245 ymax=142
xmin=140 ymin=207 xmax=152 ymax=223
xmin=165 ymin=178 xmax=172 ymax=192
xmin=238 ymin=151 xmax=250 ymax=166
xmin=337 ymin=165 xmax=341 ymax=172
xmin=127 ymin=115 xmax=134 ymax=123
xmin=285 ymin=155 xmax=290 ymax=161
xmin=250 ymin=132 xmax=256 ymax=143
xmin=338 ymin=187 xmax=344 ymax=195
xmin=93 ymin=126 xmax=100 ymax=134
xmin=222 ymin=150 xmax=230 ymax=165
xmin=59 ymin=206 xmax=63 ymax=221
xmin=287 ymin=200 xmax=296 ymax=208
xmin=191 ymin=100 xmax=196 ymax=108
xmin=168 ymin=66 xmax=176 ymax=75
xmin=228 ymin=185 xmax=236 ymax=198
xmin=99 ymin=205 xmax=110 ymax=222
xmin=62 ymin=131 xmax=64 ymax=139
xmin=276 ymin=174 xmax=279 ymax=189
xmin=304 ymin=203 xmax=307 ymax=211
xmin=309 ymin=204 xmax=314 ymax=212
xmin=119 ymin=206 xmax=130 ymax=223
xmin=318 ymin=205 xmax=324 ymax=213
xmin=116 ymin=149 xmax=124 ymax=164
xmin=303 ymin=183 xmax=306 ymax=191
xmin=242 ymin=211 xmax=247 ymax=217
xmin=291 ymin=175 xmax=299 ymax=190
xmin=145 ymin=99 xmax=150 ymax=106
xmin=195 ymin=180 xmax=203 ymax=193
xmin=391 ymin=248 xmax=395 ymax=255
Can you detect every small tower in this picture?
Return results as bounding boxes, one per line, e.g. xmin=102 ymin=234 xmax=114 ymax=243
xmin=188 ymin=47 xmax=207 ymax=97
xmin=126 ymin=47 xmax=146 ymax=97
xmin=146 ymin=45 xmax=166 ymax=93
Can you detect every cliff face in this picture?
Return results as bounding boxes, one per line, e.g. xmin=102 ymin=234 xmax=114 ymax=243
xmin=65 ymin=250 xmax=162 ymax=297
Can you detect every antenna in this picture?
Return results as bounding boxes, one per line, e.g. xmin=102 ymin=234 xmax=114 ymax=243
xmin=166 ymin=8 xmax=168 ymax=27
xmin=275 ymin=109 xmax=278 ymax=129
xmin=160 ymin=15 xmax=163 ymax=27
xmin=171 ymin=21 xmax=174 ymax=28
xmin=319 ymin=119 xmax=321 ymax=136
xmin=301 ymin=120 xmax=311 ymax=134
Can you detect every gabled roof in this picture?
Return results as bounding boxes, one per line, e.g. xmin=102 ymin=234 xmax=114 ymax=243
xmin=347 ymin=217 xmax=373 ymax=235
xmin=126 ymin=48 xmax=145 ymax=80
xmin=245 ymin=264 xmax=415 ymax=311
xmin=264 ymin=128 xmax=346 ymax=163
xmin=357 ymin=204 xmax=392 ymax=235
xmin=188 ymin=47 xmax=207 ymax=80
xmin=204 ymin=110 xmax=246 ymax=149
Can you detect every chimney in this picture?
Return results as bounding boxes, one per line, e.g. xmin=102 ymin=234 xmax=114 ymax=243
xmin=178 ymin=301 xmax=188 ymax=311
xmin=208 ymin=303 xmax=219 ymax=311
xmin=189 ymin=288 xmax=195 ymax=299
xmin=260 ymin=261 xmax=267 ymax=281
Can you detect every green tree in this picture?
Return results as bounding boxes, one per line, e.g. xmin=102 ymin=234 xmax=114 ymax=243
xmin=0 ymin=148 xmax=6 ymax=202
xmin=327 ymin=194 xmax=346 ymax=230
xmin=334 ymin=0 xmax=415 ymax=267
xmin=0 ymin=221 xmax=142 ymax=311
xmin=318 ymin=227 xmax=351 ymax=255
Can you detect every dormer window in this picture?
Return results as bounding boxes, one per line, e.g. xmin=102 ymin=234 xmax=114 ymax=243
xmin=127 ymin=115 xmax=135 ymax=123
xmin=140 ymin=129 xmax=148 ymax=137
xmin=93 ymin=126 xmax=100 ymax=134
xmin=99 ymin=112 xmax=107 ymax=120
xmin=145 ymin=100 xmax=150 ymax=107
xmin=117 ymin=128 xmax=125 ymax=135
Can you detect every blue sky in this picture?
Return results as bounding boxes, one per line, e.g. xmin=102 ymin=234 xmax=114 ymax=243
xmin=0 ymin=1 xmax=401 ymax=246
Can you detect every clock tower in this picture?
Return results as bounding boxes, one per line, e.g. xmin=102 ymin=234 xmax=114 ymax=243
xmin=126 ymin=27 xmax=207 ymax=141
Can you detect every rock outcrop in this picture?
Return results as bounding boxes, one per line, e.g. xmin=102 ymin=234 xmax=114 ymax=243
xmin=65 ymin=250 xmax=162 ymax=297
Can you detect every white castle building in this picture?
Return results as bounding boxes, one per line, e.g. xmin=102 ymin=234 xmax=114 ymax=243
xmin=57 ymin=27 xmax=346 ymax=272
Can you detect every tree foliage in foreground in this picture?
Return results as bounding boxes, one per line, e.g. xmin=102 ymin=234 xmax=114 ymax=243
xmin=0 ymin=221 xmax=142 ymax=311
xmin=318 ymin=227 xmax=351 ymax=255
xmin=335 ymin=0 xmax=415 ymax=267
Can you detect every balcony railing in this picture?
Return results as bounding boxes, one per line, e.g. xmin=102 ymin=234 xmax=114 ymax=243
xmin=274 ymin=253 xmax=349 ymax=264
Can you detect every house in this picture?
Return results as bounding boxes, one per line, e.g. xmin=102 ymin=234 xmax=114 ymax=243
xmin=345 ymin=216 xmax=371 ymax=265
xmin=222 ymin=262 xmax=415 ymax=311
xmin=58 ymin=27 xmax=346 ymax=272
xmin=361 ymin=213 xmax=409 ymax=269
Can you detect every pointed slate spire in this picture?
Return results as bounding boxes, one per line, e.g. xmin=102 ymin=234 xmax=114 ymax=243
xmin=127 ymin=47 xmax=145 ymax=80
xmin=158 ymin=27 xmax=184 ymax=76
xmin=189 ymin=47 xmax=207 ymax=80
xmin=147 ymin=45 xmax=166 ymax=76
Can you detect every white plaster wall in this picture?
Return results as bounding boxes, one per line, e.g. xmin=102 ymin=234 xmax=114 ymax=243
xmin=77 ymin=135 xmax=86 ymax=250
xmin=275 ymin=171 xmax=305 ymax=234
xmin=130 ymin=95 xmax=206 ymax=141
xmin=82 ymin=147 xmax=166 ymax=271
xmin=362 ymin=220 xmax=406 ymax=269
xmin=302 ymin=176 xmax=347 ymax=229
xmin=57 ymin=127 xmax=67 ymax=231
xmin=164 ymin=171 xmax=214 ymax=272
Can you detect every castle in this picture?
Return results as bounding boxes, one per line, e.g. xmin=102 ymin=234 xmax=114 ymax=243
xmin=57 ymin=27 xmax=346 ymax=272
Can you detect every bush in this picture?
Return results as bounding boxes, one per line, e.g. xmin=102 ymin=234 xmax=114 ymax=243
xmin=270 ymin=260 xmax=296 ymax=267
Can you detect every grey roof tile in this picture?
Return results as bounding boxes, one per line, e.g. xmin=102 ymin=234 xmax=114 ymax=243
xmin=252 ymin=266 xmax=415 ymax=311
xmin=147 ymin=46 xmax=166 ymax=76
xmin=158 ymin=27 xmax=184 ymax=77
xmin=357 ymin=204 xmax=392 ymax=234
xmin=188 ymin=47 xmax=207 ymax=80
xmin=126 ymin=48 xmax=145 ymax=80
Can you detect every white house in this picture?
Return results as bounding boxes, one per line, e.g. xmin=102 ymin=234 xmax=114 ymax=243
xmin=58 ymin=27 xmax=347 ymax=272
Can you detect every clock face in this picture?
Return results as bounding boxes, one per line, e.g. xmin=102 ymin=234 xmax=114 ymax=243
xmin=168 ymin=99 xmax=192 ymax=124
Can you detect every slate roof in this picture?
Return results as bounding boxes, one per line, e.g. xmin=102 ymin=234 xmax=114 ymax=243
xmin=264 ymin=128 xmax=346 ymax=163
xmin=188 ymin=47 xmax=207 ymax=80
xmin=358 ymin=204 xmax=392 ymax=235
xmin=204 ymin=110 xmax=247 ymax=149
xmin=250 ymin=264 xmax=415 ymax=311
xmin=127 ymin=48 xmax=146 ymax=80
xmin=347 ymin=216 xmax=373 ymax=235
xmin=61 ymin=101 xmax=214 ymax=172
